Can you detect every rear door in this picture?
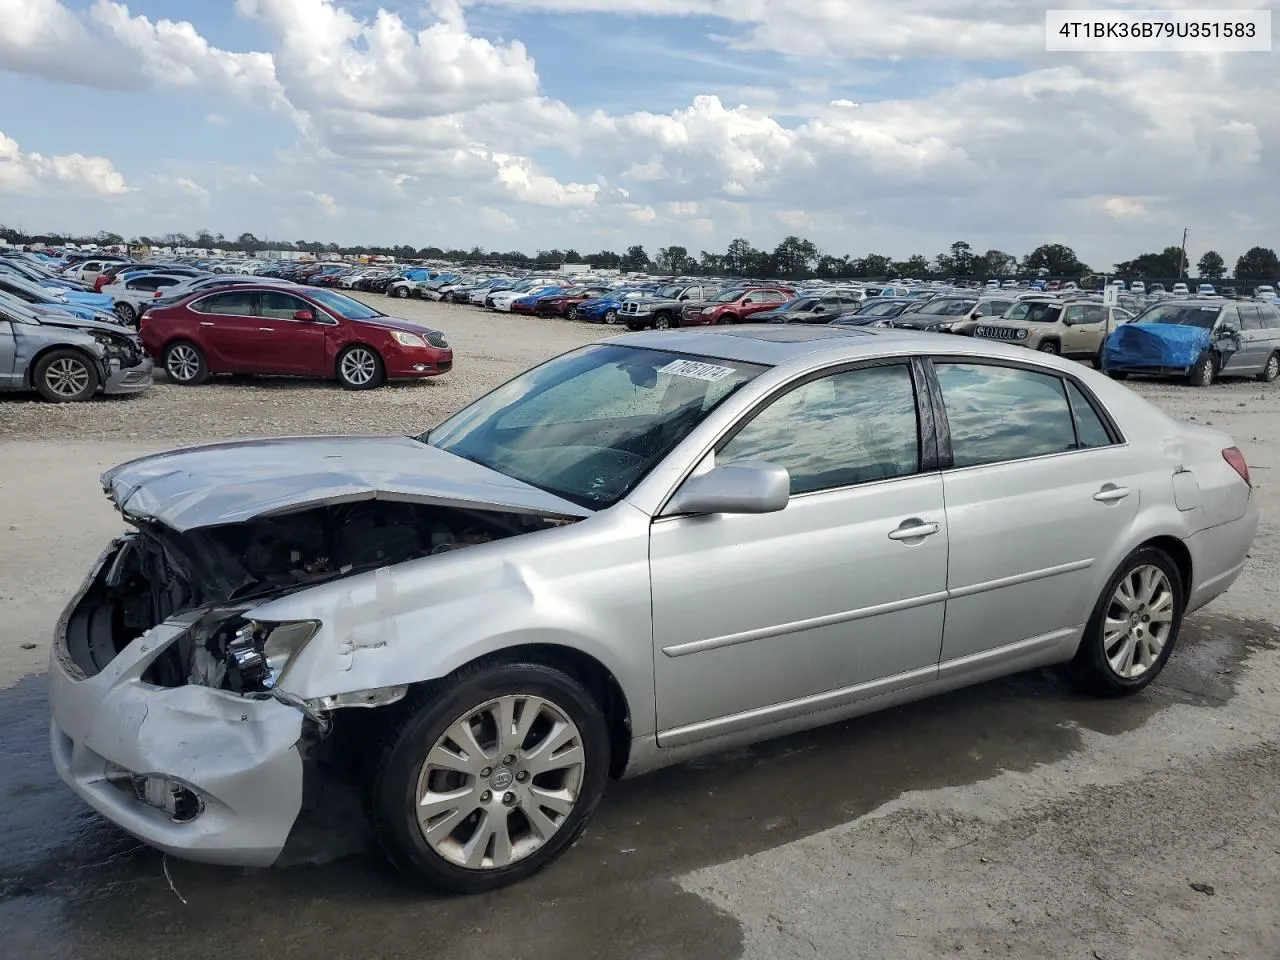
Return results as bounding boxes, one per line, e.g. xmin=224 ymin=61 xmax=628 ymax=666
xmin=1233 ymin=305 xmax=1266 ymax=373
xmin=188 ymin=290 xmax=270 ymax=372
xmin=929 ymin=359 xmax=1142 ymax=667
xmin=256 ymin=291 xmax=329 ymax=374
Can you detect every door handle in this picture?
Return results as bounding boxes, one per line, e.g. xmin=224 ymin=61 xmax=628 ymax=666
xmin=199 ymin=321 xmax=214 ymax=327
xmin=887 ymin=520 xmax=941 ymax=541
xmin=1094 ymin=484 xmax=1130 ymax=503
xmin=258 ymin=327 xmax=275 ymax=332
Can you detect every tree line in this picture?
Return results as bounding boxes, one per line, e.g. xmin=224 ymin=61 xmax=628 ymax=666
xmin=2 ymin=224 xmax=1277 ymax=282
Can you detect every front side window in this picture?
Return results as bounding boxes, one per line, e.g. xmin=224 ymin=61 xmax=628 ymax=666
xmin=427 ymin=345 xmax=765 ymax=509
xmin=719 ymin=364 xmax=920 ymax=495
xmin=935 ymin=363 xmax=1082 ymax=467
xmin=259 ymin=291 xmax=312 ymax=319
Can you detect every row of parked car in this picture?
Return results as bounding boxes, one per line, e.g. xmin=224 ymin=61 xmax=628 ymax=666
xmin=0 ymin=251 xmax=454 ymax=400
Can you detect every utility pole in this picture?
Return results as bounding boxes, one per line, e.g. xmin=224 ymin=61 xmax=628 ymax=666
xmin=1177 ymin=227 xmax=1188 ymax=279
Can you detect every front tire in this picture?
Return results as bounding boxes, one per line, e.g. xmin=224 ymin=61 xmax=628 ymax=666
xmin=654 ymin=312 xmax=672 ymax=330
xmin=1037 ymin=340 xmax=1060 ymax=355
xmin=1187 ymin=353 xmax=1215 ymax=387
xmin=1065 ymin=547 xmax=1184 ymax=697
xmin=34 ymin=349 xmax=99 ymax=402
xmin=337 ymin=345 xmax=385 ymax=390
xmin=163 ymin=341 xmax=209 ymax=385
xmin=566 ymin=306 xmax=579 ymax=321
xmin=1256 ymin=352 xmax=1280 ymax=383
xmin=366 ymin=661 xmax=610 ymax=894
xmin=603 ymin=309 xmax=618 ymax=325
xmin=395 ymin=286 xmax=411 ymax=299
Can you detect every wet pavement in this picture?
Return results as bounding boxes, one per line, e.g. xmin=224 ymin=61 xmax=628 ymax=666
xmin=2 ymin=613 xmax=1274 ymax=960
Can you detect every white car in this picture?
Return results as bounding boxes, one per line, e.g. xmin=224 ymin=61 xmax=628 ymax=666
xmin=488 ymin=284 xmax=563 ymax=312
xmin=101 ymin=274 xmax=197 ymax=324
xmin=1130 ymin=281 xmax=1146 ymax=294
xmin=1172 ymin=283 xmax=1190 ymax=295
xmin=1197 ymin=284 xmax=1216 ymax=295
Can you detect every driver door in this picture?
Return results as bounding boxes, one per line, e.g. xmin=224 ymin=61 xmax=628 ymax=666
xmin=650 ymin=361 xmax=947 ymax=744
xmin=1214 ymin=305 xmax=1247 ymax=374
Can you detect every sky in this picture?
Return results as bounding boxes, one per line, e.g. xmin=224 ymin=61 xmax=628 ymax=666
xmin=0 ymin=0 xmax=1275 ymax=270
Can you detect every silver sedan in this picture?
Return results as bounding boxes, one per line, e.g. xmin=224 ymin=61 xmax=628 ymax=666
xmin=49 ymin=325 xmax=1257 ymax=892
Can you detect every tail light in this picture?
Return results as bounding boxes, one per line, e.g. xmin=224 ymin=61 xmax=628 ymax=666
xmin=1222 ymin=446 xmax=1251 ymax=487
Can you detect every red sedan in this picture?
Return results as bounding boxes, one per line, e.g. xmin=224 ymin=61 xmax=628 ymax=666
xmin=680 ymin=287 xmax=794 ymax=326
xmin=139 ymin=285 xmax=452 ymax=389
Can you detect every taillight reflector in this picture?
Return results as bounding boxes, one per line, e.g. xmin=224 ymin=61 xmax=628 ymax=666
xmin=1222 ymin=446 xmax=1251 ymax=487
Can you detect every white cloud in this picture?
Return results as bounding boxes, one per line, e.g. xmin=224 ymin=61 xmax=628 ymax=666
xmin=0 ymin=131 xmax=133 ymax=196
xmin=1099 ymin=197 xmax=1148 ymax=220
xmin=173 ymin=177 xmax=209 ymax=200
xmin=478 ymin=207 xmax=519 ymax=233
xmin=305 ymin=190 xmax=342 ymax=217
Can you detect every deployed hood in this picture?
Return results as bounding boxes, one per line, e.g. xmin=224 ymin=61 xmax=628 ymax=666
xmin=36 ymin=310 xmax=132 ymax=334
xmin=101 ymin=435 xmax=593 ymax=532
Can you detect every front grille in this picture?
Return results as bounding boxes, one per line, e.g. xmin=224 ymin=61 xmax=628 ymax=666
xmin=424 ymin=331 xmax=448 ymax=348
xmin=621 ymin=302 xmax=641 ymax=314
xmin=975 ymin=325 xmax=1021 ymax=341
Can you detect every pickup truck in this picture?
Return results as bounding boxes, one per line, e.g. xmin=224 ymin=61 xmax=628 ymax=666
xmin=619 ymin=282 xmax=720 ymax=329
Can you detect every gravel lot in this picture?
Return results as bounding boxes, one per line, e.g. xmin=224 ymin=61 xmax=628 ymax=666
xmin=2 ymin=296 xmax=1279 ymax=959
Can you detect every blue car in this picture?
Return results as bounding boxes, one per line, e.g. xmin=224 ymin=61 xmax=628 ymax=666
xmin=576 ymin=289 xmax=658 ymax=324
xmin=0 ymin=274 xmax=116 ymax=323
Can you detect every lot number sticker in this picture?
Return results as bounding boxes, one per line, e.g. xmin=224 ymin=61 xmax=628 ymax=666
xmin=659 ymin=359 xmax=735 ymax=382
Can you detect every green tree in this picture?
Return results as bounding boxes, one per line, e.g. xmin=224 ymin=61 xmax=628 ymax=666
xmin=770 ymin=236 xmax=819 ymax=278
xmin=852 ymin=253 xmax=893 ymax=278
xmin=1114 ymin=246 xmax=1184 ymax=278
xmin=723 ymin=237 xmax=759 ymax=276
xmin=698 ymin=251 xmax=725 ymax=274
xmin=1020 ymin=243 xmax=1088 ymax=277
xmin=619 ymin=244 xmax=650 ymax=272
xmin=586 ymin=249 xmax=622 ymax=269
xmin=1196 ymin=250 xmax=1226 ymax=280
xmin=815 ymin=254 xmax=850 ymax=278
xmin=656 ymin=244 xmax=690 ymax=274
xmin=1234 ymin=247 xmax=1279 ymax=282
xmin=972 ymin=249 xmax=1017 ymax=277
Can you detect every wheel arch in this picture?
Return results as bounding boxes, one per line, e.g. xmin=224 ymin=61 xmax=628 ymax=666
xmin=1137 ymin=534 xmax=1192 ymax=609
xmin=23 ymin=342 xmax=103 ymax=390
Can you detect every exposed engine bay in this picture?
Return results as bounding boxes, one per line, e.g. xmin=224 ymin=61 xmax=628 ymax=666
xmin=63 ymin=500 xmax=571 ymax=690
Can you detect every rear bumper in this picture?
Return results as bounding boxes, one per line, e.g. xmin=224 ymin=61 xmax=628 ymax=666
xmin=1184 ymin=503 xmax=1259 ymax=614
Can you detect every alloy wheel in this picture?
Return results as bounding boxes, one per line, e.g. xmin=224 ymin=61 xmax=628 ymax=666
xmin=44 ymin=357 xmax=91 ymax=398
xmin=1103 ymin=564 xmax=1175 ymax=679
xmin=414 ymin=695 xmax=585 ymax=870
xmin=341 ymin=348 xmax=377 ymax=385
xmin=166 ymin=345 xmax=201 ymax=382
xmin=1265 ymin=355 xmax=1279 ymax=382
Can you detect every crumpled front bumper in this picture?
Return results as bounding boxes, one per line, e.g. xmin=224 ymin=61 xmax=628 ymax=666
xmin=102 ymin=356 xmax=154 ymax=395
xmin=50 ymin=596 xmax=305 ymax=866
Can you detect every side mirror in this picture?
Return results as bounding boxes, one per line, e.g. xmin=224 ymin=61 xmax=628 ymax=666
xmin=663 ymin=461 xmax=790 ymax=517
xmin=294 ymin=309 xmax=315 ymax=321
xmin=1219 ymin=326 xmax=1238 ymax=338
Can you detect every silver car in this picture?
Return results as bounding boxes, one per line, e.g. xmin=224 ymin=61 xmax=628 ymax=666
xmin=49 ymin=326 xmax=1256 ymax=891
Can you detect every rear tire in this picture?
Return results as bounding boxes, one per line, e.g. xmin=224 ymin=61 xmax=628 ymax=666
xmin=566 ymin=306 xmax=579 ymax=321
xmin=33 ymin=349 xmax=99 ymax=402
xmin=1256 ymin=352 xmax=1279 ymax=383
xmin=366 ymin=661 xmax=610 ymax=894
xmin=1187 ymin=353 xmax=1215 ymax=387
xmin=113 ymin=302 xmax=137 ymax=325
xmin=162 ymin=341 xmax=209 ymax=385
xmin=1065 ymin=547 xmax=1184 ymax=697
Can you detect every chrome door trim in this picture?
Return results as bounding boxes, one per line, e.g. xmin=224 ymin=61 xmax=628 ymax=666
xmin=946 ymin=557 xmax=1093 ymax=599
xmin=661 ymin=590 xmax=949 ymax=658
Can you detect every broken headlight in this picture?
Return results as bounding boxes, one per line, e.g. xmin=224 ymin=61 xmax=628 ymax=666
xmin=221 ymin=618 xmax=321 ymax=691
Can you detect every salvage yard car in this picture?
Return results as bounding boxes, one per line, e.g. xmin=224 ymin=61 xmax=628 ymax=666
xmin=50 ymin=326 xmax=1257 ymax=893
xmin=139 ymin=285 xmax=451 ymax=389
xmin=1 ymin=292 xmax=152 ymax=402
xmin=974 ymin=297 xmax=1134 ymax=364
xmin=1103 ymin=299 xmax=1280 ymax=386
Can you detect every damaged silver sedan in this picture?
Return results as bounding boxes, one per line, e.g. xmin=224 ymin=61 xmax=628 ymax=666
xmin=51 ymin=327 xmax=1258 ymax=893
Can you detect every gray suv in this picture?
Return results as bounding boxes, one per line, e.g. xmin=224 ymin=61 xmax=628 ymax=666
xmin=0 ymin=294 xmax=153 ymax=402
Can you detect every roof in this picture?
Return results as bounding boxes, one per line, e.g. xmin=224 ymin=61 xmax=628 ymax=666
xmin=603 ymin=323 xmax=1040 ymax=368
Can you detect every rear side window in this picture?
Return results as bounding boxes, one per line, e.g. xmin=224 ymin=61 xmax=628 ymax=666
xmin=1065 ymin=382 xmax=1113 ymax=448
xmin=1238 ymin=306 xmax=1262 ymax=331
xmin=192 ymin=291 xmax=256 ymax=315
xmin=934 ymin=363 xmax=1078 ymax=467
xmin=1260 ymin=305 xmax=1280 ymax=329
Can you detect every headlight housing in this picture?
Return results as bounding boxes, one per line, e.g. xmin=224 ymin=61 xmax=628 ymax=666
xmin=391 ymin=330 xmax=427 ymax=348
xmin=1015 ymin=329 xmax=1029 ymax=340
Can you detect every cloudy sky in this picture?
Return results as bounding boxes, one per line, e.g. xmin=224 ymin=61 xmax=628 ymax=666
xmin=0 ymin=0 xmax=1275 ymax=268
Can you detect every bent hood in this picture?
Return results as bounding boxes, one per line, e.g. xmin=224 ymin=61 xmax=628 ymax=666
xmin=101 ymin=435 xmax=594 ymax=532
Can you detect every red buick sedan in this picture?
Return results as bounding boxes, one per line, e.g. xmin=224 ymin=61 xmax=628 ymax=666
xmin=138 ymin=285 xmax=452 ymax=389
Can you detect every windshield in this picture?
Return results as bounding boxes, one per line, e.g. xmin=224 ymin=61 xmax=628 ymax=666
xmin=915 ymin=298 xmax=975 ymax=316
xmin=1139 ymin=304 xmax=1221 ymax=328
xmin=859 ymin=300 xmax=904 ymax=317
xmin=710 ymin=289 xmax=746 ymax=303
xmin=657 ymin=284 xmax=685 ymax=298
xmin=1003 ymin=302 xmax=1062 ymax=323
xmin=781 ymin=297 xmax=820 ymax=312
xmin=426 ymin=344 xmax=766 ymax=509
xmin=309 ymin=289 xmax=383 ymax=319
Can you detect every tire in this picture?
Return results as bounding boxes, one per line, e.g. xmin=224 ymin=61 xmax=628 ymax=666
xmin=1256 ymin=352 xmax=1280 ymax=383
xmin=366 ymin=661 xmax=610 ymax=894
xmin=113 ymin=302 xmax=136 ymax=325
xmin=715 ymin=315 xmax=736 ymax=325
xmin=337 ymin=344 xmax=385 ymax=390
xmin=1107 ymin=370 xmax=1129 ymax=380
xmin=394 ymin=286 xmax=411 ymax=299
xmin=1065 ymin=546 xmax=1184 ymax=697
xmin=1037 ymin=340 xmax=1060 ymax=354
xmin=625 ymin=322 xmax=642 ymax=331
xmin=1187 ymin=353 xmax=1215 ymax=387
xmin=443 ymin=292 xmax=455 ymax=304
xmin=603 ymin=309 xmax=618 ymax=325
xmin=33 ymin=349 xmax=99 ymax=402
xmin=566 ymin=306 xmax=579 ymax=321
xmin=162 ymin=341 xmax=209 ymax=385
xmin=654 ymin=312 xmax=672 ymax=330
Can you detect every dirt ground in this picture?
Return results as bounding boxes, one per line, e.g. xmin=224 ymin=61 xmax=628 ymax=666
xmin=2 ymin=296 xmax=1278 ymax=959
